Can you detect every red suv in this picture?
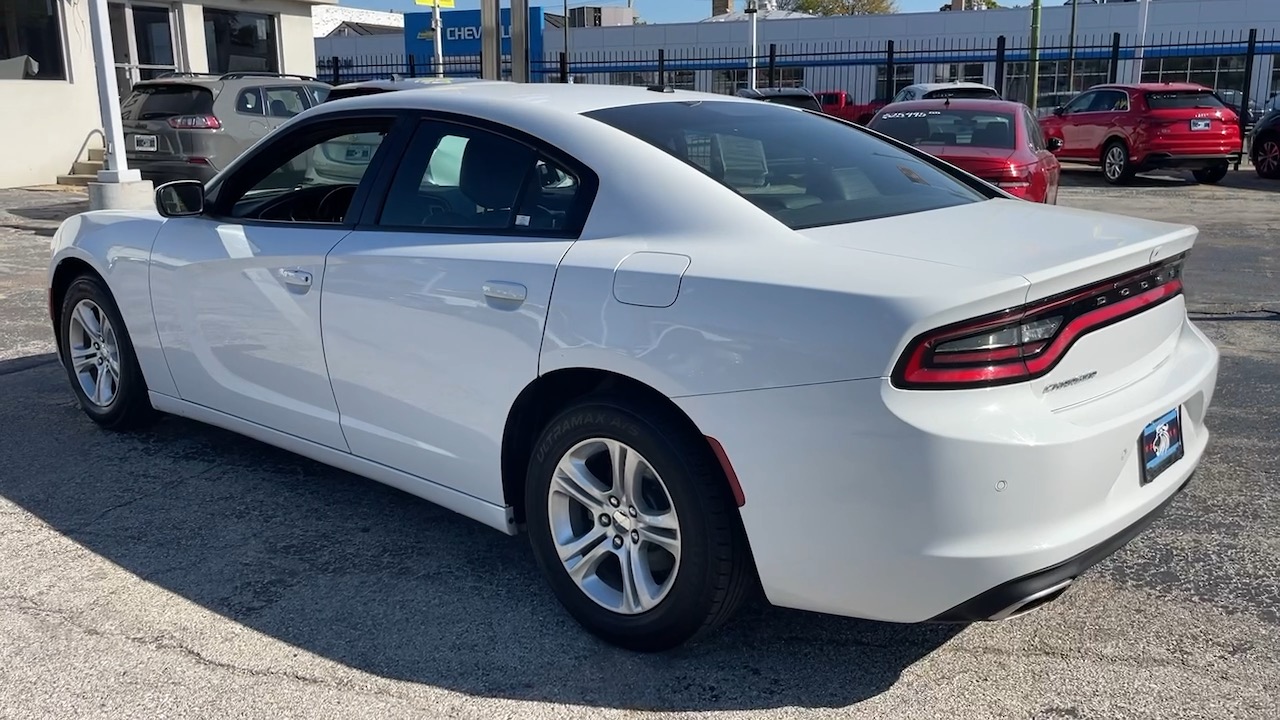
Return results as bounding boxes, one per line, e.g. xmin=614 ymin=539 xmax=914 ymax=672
xmin=1040 ymin=82 xmax=1242 ymax=185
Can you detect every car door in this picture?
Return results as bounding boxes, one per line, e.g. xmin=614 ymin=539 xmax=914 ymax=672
xmin=232 ymin=87 xmax=272 ymax=142
xmin=320 ymin=118 xmax=595 ymax=504
xmin=149 ymin=113 xmax=402 ymax=450
xmin=1024 ymin=107 xmax=1060 ymax=204
xmin=1042 ymin=90 xmax=1097 ymax=159
xmin=1077 ymin=89 xmax=1129 ymax=159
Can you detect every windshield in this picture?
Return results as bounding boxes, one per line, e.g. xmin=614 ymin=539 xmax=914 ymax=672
xmin=1145 ymin=90 xmax=1227 ymax=111
xmin=121 ymin=84 xmax=214 ymax=121
xmin=585 ymin=100 xmax=988 ymax=230
xmin=871 ymin=109 xmax=1017 ymax=150
xmin=923 ymin=87 xmax=999 ymax=100
xmin=762 ymin=94 xmax=823 ymax=112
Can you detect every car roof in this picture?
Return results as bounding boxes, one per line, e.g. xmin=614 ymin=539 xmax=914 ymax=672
xmin=1090 ymin=82 xmax=1213 ymax=92
xmin=875 ymin=98 xmax=1029 ymax=115
xmin=901 ymin=82 xmax=996 ymax=92
xmin=329 ymin=76 xmax=508 ymax=92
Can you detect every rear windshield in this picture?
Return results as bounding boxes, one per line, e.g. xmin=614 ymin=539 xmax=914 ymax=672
xmin=870 ymin=109 xmax=1017 ymax=150
xmin=923 ymin=87 xmax=1000 ymax=100
xmin=121 ymin=84 xmax=214 ymax=121
xmin=1145 ymin=91 xmax=1227 ymax=111
xmin=585 ymin=101 xmax=987 ymax=230
xmin=761 ymin=94 xmax=823 ymax=112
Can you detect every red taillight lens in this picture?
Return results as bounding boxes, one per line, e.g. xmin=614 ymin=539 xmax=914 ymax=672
xmin=892 ymin=255 xmax=1186 ymax=390
xmin=167 ymin=114 xmax=221 ymax=129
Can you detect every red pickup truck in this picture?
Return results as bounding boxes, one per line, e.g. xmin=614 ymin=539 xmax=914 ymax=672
xmin=816 ymin=90 xmax=887 ymax=125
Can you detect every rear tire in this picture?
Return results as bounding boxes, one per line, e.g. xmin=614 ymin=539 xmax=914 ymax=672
xmin=525 ymin=395 xmax=752 ymax=652
xmin=1253 ymin=135 xmax=1280 ymax=179
xmin=1102 ymin=141 xmax=1134 ymax=185
xmin=57 ymin=274 xmax=156 ymax=431
xmin=1192 ymin=163 xmax=1228 ymax=185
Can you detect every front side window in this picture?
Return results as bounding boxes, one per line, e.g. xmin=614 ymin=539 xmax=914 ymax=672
xmin=204 ymin=9 xmax=278 ymax=75
xmin=871 ymin=109 xmax=1017 ymax=151
xmin=217 ymin=119 xmax=393 ymax=223
xmin=0 ymin=0 xmax=66 ymax=80
xmin=1063 ymin=91 xmax=1097 ymax=114
xmin=587 ymin=100 xmax=987 ymax=230
xmin=379 ymin=121 xmax=585 ymax=234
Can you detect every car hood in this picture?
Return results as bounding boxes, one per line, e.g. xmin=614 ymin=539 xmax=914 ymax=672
xmin=797 ymin=199 xmax=1198 ymax=302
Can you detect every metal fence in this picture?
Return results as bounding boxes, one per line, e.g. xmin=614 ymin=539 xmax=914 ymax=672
xmin=321 ymin=27 xmax=1280 ymax=115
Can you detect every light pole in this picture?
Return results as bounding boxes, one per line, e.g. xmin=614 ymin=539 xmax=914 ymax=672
xmin=1067 ymin=0 xmax=1078 ymax=92
xmin=1028 ymin=0 xmax=1041 ymax=111
xmin=745 ymin=0 xmax=759 ymax=91
xmin=1135 ymin=0 xmax=1151 ymax=80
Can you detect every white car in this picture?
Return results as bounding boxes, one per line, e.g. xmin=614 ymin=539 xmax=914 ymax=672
xmin=891 ymin=81 xmax=1001 ymax=104
xmin=47 ymin=83 xmax=1218 ymax=652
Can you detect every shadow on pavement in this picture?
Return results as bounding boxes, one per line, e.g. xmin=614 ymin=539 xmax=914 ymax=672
xmin=1059 ymin=165 xmax=1280 ymax=193
xmin=0 ymin=354 xmax=961 ymax=711
xmin=5 ymin=199 xmax=89 ymax=223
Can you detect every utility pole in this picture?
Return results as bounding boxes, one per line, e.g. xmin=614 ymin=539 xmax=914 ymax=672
xmin=1067 ymin=0 xmax=1078 ymax=92
xmin=1029 ymin=0 xmax=1042 ymax=111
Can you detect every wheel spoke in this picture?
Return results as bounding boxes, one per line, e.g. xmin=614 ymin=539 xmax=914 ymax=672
xmin=74 ymin=302 xmax=102 ymax=340
xmin=618 ymin=543 xmax=659 ymax=614
xmin=565 ymin=539 xmax=612 ymax=585
xmin=551 ymin=458 xmax=607 ymax=513
xmin=92 ymin=370 xmax=107 ymax=405
xmin=637 ymin=525 xmax=680 ymax=557
xmin=608 ymin=439 xmax=644 ymax=509
xmin=70 ymin=345 xmax=97 ymax=372
xmin=556 ymin=525 xmax=607 ymax=564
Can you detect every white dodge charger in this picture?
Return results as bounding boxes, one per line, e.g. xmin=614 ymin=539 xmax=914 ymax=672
xmin=47 ymin=82 xmax=1219 ymax=652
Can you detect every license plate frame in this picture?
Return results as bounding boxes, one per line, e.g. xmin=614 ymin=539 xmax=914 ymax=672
xmin=133 ymin=134 xmax=158 ymax=152
xmin=1190 ymin=119 xmax=1212 ymax=131
xmin=1139 ymin=407 xmax=1184 ymax=485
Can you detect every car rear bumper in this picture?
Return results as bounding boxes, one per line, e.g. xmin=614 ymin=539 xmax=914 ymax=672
xmin=128 ymin=158 xmax=219 ymax=185
xmin=674 ymin=317 xmax=1219 ymax=623
xmin=1139 ymin=152 xmax=1241 ymax=170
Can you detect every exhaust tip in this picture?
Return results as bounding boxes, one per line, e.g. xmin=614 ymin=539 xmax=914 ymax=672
xmin=988 ymin=578 xmax=1074 ymax=621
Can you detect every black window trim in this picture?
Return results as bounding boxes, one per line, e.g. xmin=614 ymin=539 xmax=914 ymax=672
xmin=233 ymin=86 xmax=266 ymax=117
xmin=355 ymin=110 xmax=601 ymax=241
xmin=202 ymin=109 xmax=414 ymax=231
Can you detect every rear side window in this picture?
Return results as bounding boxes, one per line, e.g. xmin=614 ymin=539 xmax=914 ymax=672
xmin=265 ymin=87 xmax=309 ymax=118
xmin=1146 ymin=91 xmax=1227 ymax=111
xmin=586 ymin=100 xmax=987 ymax=230
xmin=308 ymin=86 xmax=331 ymax=105
xmin=120 ymin=85 xmax=214 ymax=121
xmin=236 ymin=88 xmax=264 ymax=115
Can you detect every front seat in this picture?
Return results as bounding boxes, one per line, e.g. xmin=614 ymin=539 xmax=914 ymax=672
xmin=457 ymin=136 xmax=534 ymax=228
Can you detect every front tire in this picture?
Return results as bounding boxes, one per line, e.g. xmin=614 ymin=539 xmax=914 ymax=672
xmin=57 ymin=274 xmax=156 ymax=430
xmin=525 ymin=396 xmax=752 ymax=652
xmin=1102 ymin=141 xmax=1134 ymax=185
xmin=1192 ymin=163 xmax=1228 ymax=184
xmin=1254 ymin=135 xmax=1280 ymax=179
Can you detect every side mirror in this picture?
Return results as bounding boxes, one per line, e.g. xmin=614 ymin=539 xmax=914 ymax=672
xmin=1053 ymin=106 xmax=1066 ymax=117
xmin=155 ymin=180 xmax=205 ymax=217
xmin=1046 ymin=136 xmax=1064 ymax=152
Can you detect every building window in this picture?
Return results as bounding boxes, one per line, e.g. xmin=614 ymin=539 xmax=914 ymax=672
xmin=876 ymin=64 xmax=915 ymax=100
xmin=204 ymin=9 xmax=278 ymax=74
xmin=1140 ymin=55 xmax=1246 ymax=92
xmin=712 ymin=67 xmax=803 ymax=95
xmin=1003 ymin=59 xmax=1110 ymax=104
xmin=669 ymin=70 xmax=694 ymax=90
xmin=0 ymin=0 xmax=66 ymax=80
xmin=108 ymin=2 xmax=179 ymax=97
xmin=934 ymin=62 xmax=984 ymax=84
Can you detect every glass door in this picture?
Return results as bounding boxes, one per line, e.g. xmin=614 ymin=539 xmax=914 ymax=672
xmin=108 ymin=1 xmax=179 ymax=97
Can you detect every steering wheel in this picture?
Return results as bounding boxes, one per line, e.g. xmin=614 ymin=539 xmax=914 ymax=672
xmin=316 ymin=186 xmax=355 ymax=223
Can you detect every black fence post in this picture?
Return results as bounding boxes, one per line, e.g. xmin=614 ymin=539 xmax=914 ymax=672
xmin=1109 ymin=33 xmax=1121 ymax=82
xmin=1238 ymin=28 xmax=1258 ymax=169
xmin=407 ymin=55 xmax=417 ymax=78
xmin=657 ymin=48 xmax=666 ymax=86
xmin=331 ymin=56 xmax=340 ymax=85
xmin=768 ymin=43 xmax=777 ymax=88
xmin=885 ymin=40 xmax=895 ymax=100
xmin=993 ymin=36 xmax=1006 ymax=97
xmin=559 ymin=52 xmax=569 ymax=83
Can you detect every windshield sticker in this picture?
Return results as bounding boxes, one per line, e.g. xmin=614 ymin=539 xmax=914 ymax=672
xmin=880 ymin=111 xmax=941 ymax=119
xmin=898 ymin=166 xmax=930 ymax=185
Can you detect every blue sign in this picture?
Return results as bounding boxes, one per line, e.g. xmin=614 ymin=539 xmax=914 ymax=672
xmin=405 ymin=7 xmax=545 ymax=60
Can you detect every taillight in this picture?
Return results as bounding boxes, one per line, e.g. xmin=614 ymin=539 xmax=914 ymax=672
xmin=892 ymin=254 xmax=1186 ymax=390
xmin=168 ymin=114 xmax=221 ymax=129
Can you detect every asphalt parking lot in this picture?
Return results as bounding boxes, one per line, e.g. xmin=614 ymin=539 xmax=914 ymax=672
xmin=1 ymin=169 xmax=1277 ymax=719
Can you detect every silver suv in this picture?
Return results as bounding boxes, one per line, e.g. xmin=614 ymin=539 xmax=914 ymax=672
xmin=119 ymin=72 xmax=334 ymax=184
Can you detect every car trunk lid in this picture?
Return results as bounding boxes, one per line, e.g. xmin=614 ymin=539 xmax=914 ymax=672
xmin=1141 ymin=89 xmax=1240 ymax=142
xmin=802 ymin=200 xmax=1197 ymax=407
xmin=120 ymin=83 xmax=221 ymax=161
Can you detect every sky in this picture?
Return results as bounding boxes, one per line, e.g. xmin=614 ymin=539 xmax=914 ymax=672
xmin=338 ymin=0 xmax=949 ymax=26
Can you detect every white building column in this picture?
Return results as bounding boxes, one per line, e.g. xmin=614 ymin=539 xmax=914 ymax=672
xmin=86 ymin=0 xmax=154 ymax=209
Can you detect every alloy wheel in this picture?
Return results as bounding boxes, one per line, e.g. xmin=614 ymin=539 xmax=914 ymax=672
xmin=67 ymin=299 xmax=121 ymax=408
xmin=1257 ymin=139 xmax=1280 ymax=177
xmin=1104 ymin=146 xmax=1126 ymax=181
xmin=547 ymin=437 xmax=681 ymax=615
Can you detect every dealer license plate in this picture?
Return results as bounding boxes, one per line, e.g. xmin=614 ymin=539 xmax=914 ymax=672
xmin=1190 ymin=119 xmax=1212 ymax=131
xmin=1140 ymin=407 xmax=1184 ymax=485
xmin=133 ymin=134 xmax=158 ymax=152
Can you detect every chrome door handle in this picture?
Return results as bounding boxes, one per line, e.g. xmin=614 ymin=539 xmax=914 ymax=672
xmin=277 ymin=268 xmax=313 ymax=288
xmin=483 ymin=281 xmax=526 ymax=302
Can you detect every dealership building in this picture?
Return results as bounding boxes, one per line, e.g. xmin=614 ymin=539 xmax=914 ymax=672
xmin=319 ymin=0 xmax=1280 ymax=108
